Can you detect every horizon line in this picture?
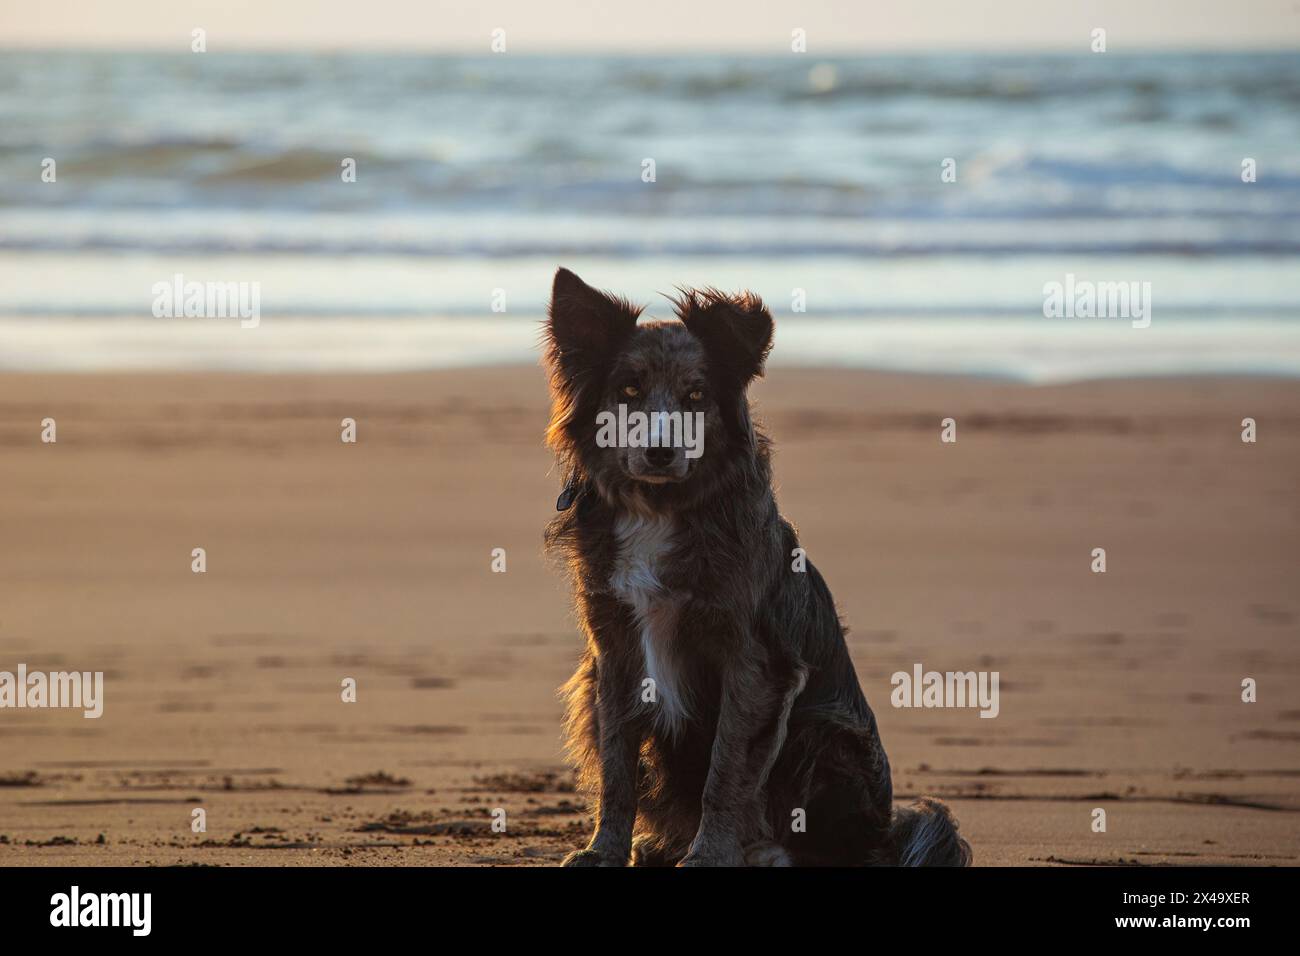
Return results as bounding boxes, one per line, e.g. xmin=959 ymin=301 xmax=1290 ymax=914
xmin=4 ymin=43 xmax=1300 ymax=55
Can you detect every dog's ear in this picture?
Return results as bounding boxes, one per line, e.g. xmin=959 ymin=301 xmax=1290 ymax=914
xmin=676 ymin=288 xmax=774 ymax=386
xmin=545 ymin=268 xmax=641 ymax=376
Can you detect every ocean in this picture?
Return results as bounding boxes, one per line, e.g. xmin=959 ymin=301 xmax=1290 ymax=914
xmin=1 ymin=49 xmax=1298 ymax=379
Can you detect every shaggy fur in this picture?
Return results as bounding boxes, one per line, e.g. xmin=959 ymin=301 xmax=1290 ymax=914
xmin=544 ymin=267 xmax=971 ymax=867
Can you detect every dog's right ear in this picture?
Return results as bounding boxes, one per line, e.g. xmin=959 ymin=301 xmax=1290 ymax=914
xmin=545 ymin=268 xmax=641 ymax=377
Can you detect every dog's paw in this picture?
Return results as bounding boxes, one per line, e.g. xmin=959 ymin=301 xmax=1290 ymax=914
xmin=562 ymin=847 xmax=627 ymax=867
xmin=676 ymin=846 xmax=746 ymax=867
xmin=630 ymin=835 xmax=676 ymax=867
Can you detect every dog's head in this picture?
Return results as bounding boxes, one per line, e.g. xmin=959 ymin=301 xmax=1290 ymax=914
xmin=544 ymin=267 xmax=773 ymax=509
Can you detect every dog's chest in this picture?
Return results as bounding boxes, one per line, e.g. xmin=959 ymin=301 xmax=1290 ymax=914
xmin=609 ymin=512 xmax=690 ymax=732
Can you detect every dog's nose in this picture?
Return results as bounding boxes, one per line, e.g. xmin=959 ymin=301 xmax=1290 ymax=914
xmin=644 ymin=444 xmax=676 ymax=468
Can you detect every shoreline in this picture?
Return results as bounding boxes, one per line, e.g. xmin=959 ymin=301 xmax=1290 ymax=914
xmin=5 ymin=312 xmax=1300 ymax=383
xmin=6 ymin=363 xmax=1300 ymax=381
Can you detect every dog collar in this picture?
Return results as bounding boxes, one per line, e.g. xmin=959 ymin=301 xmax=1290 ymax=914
xmin=556 ymin=475 xmax=585 ymax=511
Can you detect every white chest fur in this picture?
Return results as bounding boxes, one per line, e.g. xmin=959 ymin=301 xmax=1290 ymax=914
xmin=609 ymin=511 xmax=689 ymax=733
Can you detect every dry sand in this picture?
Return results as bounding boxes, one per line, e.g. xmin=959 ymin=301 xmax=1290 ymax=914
xmin=1 ymin=366 xmax=1297 ymax=866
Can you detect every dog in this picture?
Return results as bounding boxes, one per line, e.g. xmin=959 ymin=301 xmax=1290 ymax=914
xmin=543 ymin=267 xmax=971 ymax=866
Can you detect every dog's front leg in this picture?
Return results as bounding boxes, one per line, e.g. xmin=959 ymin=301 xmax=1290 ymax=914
xmin=679 ymin=658 xmax=799 ymax=867
xmin=563 ymin=655 xmax=642 ymax=867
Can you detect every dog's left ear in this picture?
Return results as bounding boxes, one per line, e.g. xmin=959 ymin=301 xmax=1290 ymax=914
xmin=677 ymin=288 xmax=774 ymax=386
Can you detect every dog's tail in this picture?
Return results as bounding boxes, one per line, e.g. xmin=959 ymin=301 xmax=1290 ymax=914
xmin=879 ymin=797 xmax=972 ymax=866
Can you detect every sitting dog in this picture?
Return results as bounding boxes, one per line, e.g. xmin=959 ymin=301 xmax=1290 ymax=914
xmin=543 ymin=267 xmax=971 ymax=866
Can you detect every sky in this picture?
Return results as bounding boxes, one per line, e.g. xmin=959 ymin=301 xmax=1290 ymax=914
xmin=2 ymin=0 xmax=1300 ymax=51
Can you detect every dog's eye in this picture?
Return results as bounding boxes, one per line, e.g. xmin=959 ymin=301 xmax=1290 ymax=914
xmin=622 ymin=384 xmax=640 ymax=398
xmin=688 ymin=389 xmax=705 ymax=402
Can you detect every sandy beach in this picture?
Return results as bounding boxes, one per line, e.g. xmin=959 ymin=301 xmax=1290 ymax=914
xmin=0 ymin=365 xmax=1297 ymax=866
